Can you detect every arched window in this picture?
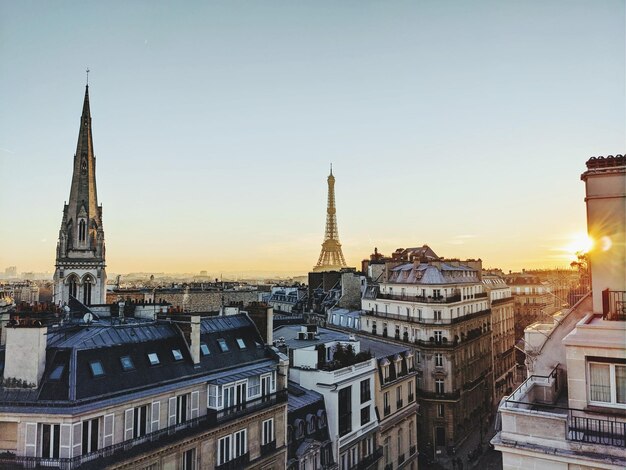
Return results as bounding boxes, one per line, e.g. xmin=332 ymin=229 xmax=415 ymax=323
xmin=83 ymin=277 xmax=92 ymax=305
xmin=79 ymin=220 xmax=86 ymax=242
xmin=68 ymin=276 xmax=78 ymax=299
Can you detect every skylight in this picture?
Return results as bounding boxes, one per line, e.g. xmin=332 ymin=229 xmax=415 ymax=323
xmin=200 ymin=343 xmax=210 ymax=356
xmin=217 ymin=339 xmax=229 ymax=352
xmin=50 ymin=364 xmax=65 ymax=380
xmin=236 ymin=338 xmax=246 ymax=349
xmin=89 ymin=360 xmax=105 ymax=377
xmin=172 ymin=349 xmax=183 ymax=361
xmin=120 ymin=356 xmax=134 ymax=371
xmin=148 ymin=353 xmax=160 ymax=366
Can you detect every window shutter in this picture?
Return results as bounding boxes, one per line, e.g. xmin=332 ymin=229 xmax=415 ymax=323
xmin=124 ymin=408 xmax=134 ymax=441
xmin=24 ymin=423 xmax=37 ymax=457
xmin=168 ymin=397 xmax=177 ymax=427
xmin=71 ymin=422 xmax=82 ymax=457
xmin=103 ymin=413 xmax=115 ymax=447
xmin=191 ymin=391 xmax=199 ymax=419
xmin=59 ymin=423 xmax=72 ymax=458
xmin=151 ymin=401 xmax=161 ymax=432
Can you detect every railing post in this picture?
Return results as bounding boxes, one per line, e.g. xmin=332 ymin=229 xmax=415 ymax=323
xmin=602 ymin=289 xmax=609 ymax=318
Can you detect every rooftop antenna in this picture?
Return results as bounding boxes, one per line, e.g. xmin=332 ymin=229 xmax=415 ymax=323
xmin=86 ymin=68 xmax=90 ymax=86
xmin=330 ymin=162 xmax=333 ymax=175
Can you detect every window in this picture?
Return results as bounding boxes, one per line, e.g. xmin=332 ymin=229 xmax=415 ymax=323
xmin=200 ymin=343 xmax=210 ymax=356
xmin=120 ymin=356 xmax=134 ymax=371
xmin=41 ymin=424 xmax=60 ymax=458
xmin=176 ymin=394 xmax=188 ymax=424
xmin=408 ymin=380 xmax=415 ymax=402
xmin=589 ymin=361 xmax=626 ymax=405
xmin=434 ymin=310 xmax=442 ymax=321
xmin=208 ymin=384 xmax=222 ymax=408
xmin=218 ymin=435 xmax=232 ymax=465
xmin=217 ymin=339 xmax=229 ymax=352
xmin=436 ymin=379 xmax=445 ymax=395
xmin=262 ymin=418 xmax=274 ymax=445
xmin=360 ymin=379 xmax=371 ymax=403
xmin=172 ymin=349 xmax=183 ymax=361
xmin=434 ymin=331 xmax=443 ymax=342
xmin=248 ymin=375 xmax=260 ymax=397
xmin=135 ymin=405 xmax=149 ymax=438
xmin=82 ymin=418 xmax=99 ymax=454
xmin=437 ymin=404 xmax=445 ymax=418
xmin=383 ymin=437 xmax=391 ymax=464
xmin=416 ymin=351 xmax=421 ymax=364
xmin=383 ymin=391 xmax=390 ymax=416
xmin=360 ymin=406 xmax=370 ymax=426
xmin=182 ymin=448 xmax=196 ymax=470
xmin=435 ymin=353 xmax=443 ymax=367
xmin=50 ymin=364 xmax=65 ymax=380
xmin=147 ymin=353 xmax=160 ymax=366
xmin=338 ymin=386 xmax=352 ymax=436
xmin=236 ymin=338 xmax=246 ymax=349
xmin=89 ymin=360 xmax=105 ymax=377
xmin=396 ymin=385 xmax=403 ymax=408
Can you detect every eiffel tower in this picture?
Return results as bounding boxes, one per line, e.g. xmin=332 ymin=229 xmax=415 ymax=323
xmin=313 ymin=166 xmax=347 ymax=272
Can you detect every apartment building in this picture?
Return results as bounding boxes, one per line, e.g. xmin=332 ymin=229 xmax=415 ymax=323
xmin=360 ymin=248 xmax=493 ymax=464
xmin=483 ymin=273 xmax=516 ymax=404
xmin=492 ymin=154 xmax=626 ymax=470
xmin=0 ymin=312 xmax=288 ymax=469
xmin=274 ymin=324 xmax=382 ymax=470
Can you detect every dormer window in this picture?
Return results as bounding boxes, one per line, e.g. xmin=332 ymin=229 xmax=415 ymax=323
xmin=172 ymin=349 xmax=183 ymax=361
xmin=200 ymin=343 xmax=210 ymax=356
xmin=148 ymin=353 xmax=160 ymax=366
xmin=236 ymin=338 xmax=246 ymax=350
xmin=89 ymin=360 xmax=104 ymax=377
xmin=50 ymin=364 xmax=65 ymax=381
xmin=217 ymin=339 xmax=229 ymax=352
xmin=120 ymin=356 xmax=134 ymax=371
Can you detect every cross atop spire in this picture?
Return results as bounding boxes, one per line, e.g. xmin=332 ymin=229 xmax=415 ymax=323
xmin=86 ymin=67 xmax=90 ymax=86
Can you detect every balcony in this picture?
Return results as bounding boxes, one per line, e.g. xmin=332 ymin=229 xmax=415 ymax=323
xmin=602 ymin=289 xmax=626 ymax=321
xmin=376 ymin=293 xmax=461 ymax=304
xmin=383 ymin=406 xmax=391 ymax=417
xmin=260 ymin=440 xmax=276 ymax=456
xmin=216 ymin=452 xmax=250 ymax=470
xmin=409 ymin=445 xmax=416 ymax=456
xmin=364 ymin=308 xmax=491 ymax=327
xmin=408 ymin=394 xmax=415 ymax=403
xmin=497 ymin=367 xmax=626 ymax=455
xmin=0 ymin=391 xmax=287 ymax=470
xmin=356 ymin=448 xmax=383 ymax=469
xmin=398 ymin=453 xmax=405 ymax=465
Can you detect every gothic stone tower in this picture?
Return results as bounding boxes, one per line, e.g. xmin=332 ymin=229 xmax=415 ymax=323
xmin=53 ymin=86 xmax=106 ymax=305
xmin=313 ymin=166 xmax=347 ymax=272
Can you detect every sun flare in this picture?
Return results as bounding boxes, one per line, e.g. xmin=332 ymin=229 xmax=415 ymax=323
xmin=564 ymin=233 xmax=594 ymax=260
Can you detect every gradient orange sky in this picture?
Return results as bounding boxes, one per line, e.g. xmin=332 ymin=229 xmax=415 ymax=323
xmin=1 ymin=1 xmax=624 ymax=277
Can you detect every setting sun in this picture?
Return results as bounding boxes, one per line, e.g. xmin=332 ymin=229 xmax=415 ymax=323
xmin=564 ymin=232 xmax=594 ymax=259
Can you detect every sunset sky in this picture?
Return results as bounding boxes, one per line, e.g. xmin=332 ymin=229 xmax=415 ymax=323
xmin=1 ymin=1 xmax=624 ymax=277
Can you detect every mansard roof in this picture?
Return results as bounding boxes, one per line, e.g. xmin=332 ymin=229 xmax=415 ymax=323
xmin=0 ymin=314 xmax=277 ymax=410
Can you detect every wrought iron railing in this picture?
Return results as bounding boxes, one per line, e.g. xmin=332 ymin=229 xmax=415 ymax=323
xmin=602 ymin=289 xmax=626 ymax=321
xmin=260 ymin=440 xmax=277 ymax=456
xmin=215 ymin=452 xmax=250 ymax=470
xmin=503 ymin=368 xmax=625 ymax=449
xmin=0 ymin=391 xmax=287 ymax=469
xmin=376 ymin=293 xmax=462 ymax=304
xmin=363 ymin=308 xmax=491 ymax=326
xmin=355 ymin=448 xmax=383 ymax=469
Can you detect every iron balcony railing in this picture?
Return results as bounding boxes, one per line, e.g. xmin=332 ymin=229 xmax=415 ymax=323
xmin=260 ymin=440 xmax=277 ymax=456
xmin=355 ymin=448 xmax=384 ymax=470
xmin=602 ymin=289 xmax=626 ymax=321
xmin=0 ymin=390 xmax=287 ymax=469
xmin=363 ymin=308 xmax=491 ymax=326
xmin=215 ymin=452 xmax=250 ymax=470
xmin=376 ymin=293 xmax=462 ymax=304
xmin=503 ymin=369 xmax=626 ymax=449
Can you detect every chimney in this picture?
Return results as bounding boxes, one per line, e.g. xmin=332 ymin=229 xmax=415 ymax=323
xmin=3 ymin=325 xmax=47 ymax=388
xmin=190 ymin=315 xmax=201 ymax=365
xmin=266 ymin=306 xmax=273 ymax=345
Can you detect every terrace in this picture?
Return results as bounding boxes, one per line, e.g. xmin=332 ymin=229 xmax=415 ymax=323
xmin=494 ymin=365 xmax=626 ymax=465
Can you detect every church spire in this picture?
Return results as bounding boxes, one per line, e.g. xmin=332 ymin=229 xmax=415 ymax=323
xmin=54 ymin=83 xmax=106 ymax=306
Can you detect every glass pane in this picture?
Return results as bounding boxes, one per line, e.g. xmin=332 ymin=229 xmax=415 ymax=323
xmin=50 ymin=364 xmax=65 ymax=380
xmin=200 ymin=343 xmax=210 ymax=356
xmin=120 ymin=356 xmax=134 ymax=371
xmin=236 ymin=338 xmax=246 ymax=349
xmin=89 ymin=361 xmax=104 ymax=377
xmin=589 ymin=363 xmax=610 ymax=402
xmin=172 ymin=349 xmax=183 ymax=361
xmin=616 ymin=365 xmax=626 ymax=404
xmin=148 ymin=353 xmax=160 ymax=365
xmin=218 ymin=339 xmax=229 ymax=352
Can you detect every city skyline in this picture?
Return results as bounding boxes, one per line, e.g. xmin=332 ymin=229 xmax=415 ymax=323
xmin=1 ymin=1 xmax=624 ymax=275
